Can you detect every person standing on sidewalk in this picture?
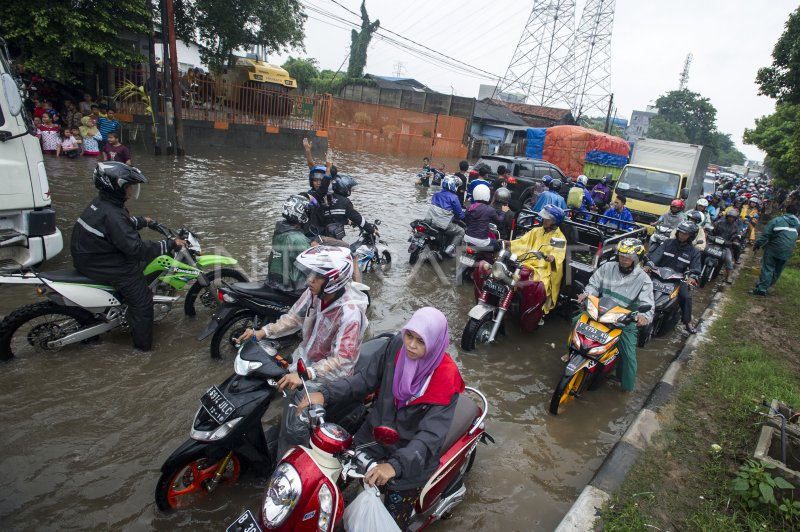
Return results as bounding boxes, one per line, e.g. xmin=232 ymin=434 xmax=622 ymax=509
xmin=752 ymin=204 xmax=800 ymax=296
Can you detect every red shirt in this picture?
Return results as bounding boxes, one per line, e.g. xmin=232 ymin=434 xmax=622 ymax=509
xmin=103 ymin=143 xmax=131 ymax=163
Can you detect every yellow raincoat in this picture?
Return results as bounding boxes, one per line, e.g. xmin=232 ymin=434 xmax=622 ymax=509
xmin=509 ymin=226 xmax=567 ymax=314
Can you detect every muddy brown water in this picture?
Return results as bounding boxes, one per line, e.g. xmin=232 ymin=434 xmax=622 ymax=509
xmin=0 ymin=149 xmax=714 ymax=531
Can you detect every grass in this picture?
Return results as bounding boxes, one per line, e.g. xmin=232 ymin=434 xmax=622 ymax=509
xmin=600 ymin=248 xmax=800 ymax=531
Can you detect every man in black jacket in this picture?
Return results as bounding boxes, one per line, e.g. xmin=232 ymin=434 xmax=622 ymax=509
xmin=317 ymin=175 xmax=375 ymax=239
xmin=645 ymin=221 xmax=702 ymax=334
xmin=71 ymin=162 xmax=185 ymax=351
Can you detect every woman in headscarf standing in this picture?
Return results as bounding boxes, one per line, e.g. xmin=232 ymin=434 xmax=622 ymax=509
xmin=302 ymin=307 xmax=465 ymax=530
xmin=79 ymin=116 xmax=103 ymax=156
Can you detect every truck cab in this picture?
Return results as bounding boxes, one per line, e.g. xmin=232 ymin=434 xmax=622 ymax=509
xmin=0 ymin=40 xmax=63 ymax=271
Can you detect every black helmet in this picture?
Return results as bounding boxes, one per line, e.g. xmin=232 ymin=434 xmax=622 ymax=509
xmin=550 ymin=178 xmax=562 ymax=191
xmin=93 ymin=162 xmax=147 ymax=199
xmin=675 ymin=221 xmax=699 ymax=242
xmin=603 ymin=174 xmax=613 ymax=185
xmin=332 ymin=175 xmax=358 ymax=197
xmin=685 ymin=209 xmax=704 ymax=225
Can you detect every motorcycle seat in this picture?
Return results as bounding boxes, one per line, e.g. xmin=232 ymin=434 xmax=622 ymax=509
xmin=441 ymin=394 xmax=480 ymax=451
xmin=230 ymin=282 xmax=298 ymax=303
xmin=38 ymin=269 xmax=109 ymax=286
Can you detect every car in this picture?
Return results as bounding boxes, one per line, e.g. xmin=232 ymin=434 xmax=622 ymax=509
xmin=469 ymin=155 xmax=569 ymax=211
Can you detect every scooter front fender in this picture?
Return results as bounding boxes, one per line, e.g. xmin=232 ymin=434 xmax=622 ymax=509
xmin=160 ymin=437 xmax=214 ymax=472
xmin=467 ymin=303 xmax=495 ymax=321
xmin=564 ymin=353 xmax=592 ymax=377
xmin=196 ymin=305 xmax=238 ymax=341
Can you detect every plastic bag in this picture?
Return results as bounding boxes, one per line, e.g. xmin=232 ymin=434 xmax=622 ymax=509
xmin=343 ymin=482 xmax=401 ymax=532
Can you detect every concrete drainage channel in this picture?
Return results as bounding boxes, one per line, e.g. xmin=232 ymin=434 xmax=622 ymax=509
xmin=555 ymin=270 xmax=738 ymax=531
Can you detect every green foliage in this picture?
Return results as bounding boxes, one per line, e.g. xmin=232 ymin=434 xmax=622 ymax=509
xmin=582 ymin=116 xmax=625 ymax=137
xmin=744 ymin=103 xmax=800 ymax=187
xmin=176 ymin=0 xmax=306 ymax=74
xmin=1 ymin=0 xmax=150 ymax=82
xmin=281 ymin=56 xmax=319 ymax=92
xmin=346 ymin=1 xmax=380 ymax=79
xmin=710 ymin=131 xmax=746 ymax=166
xmin=755 ymin=6 xmax=800 ymax=104
xmin=732 ymin=459 xmax=798 ymax=520
xmin=647 ymin=117 xmax=689 ymax=143
xmin=654 ymin=89 xmax=717 ymax=146
xmin=113 ymin=80 xmax=157 ymax=144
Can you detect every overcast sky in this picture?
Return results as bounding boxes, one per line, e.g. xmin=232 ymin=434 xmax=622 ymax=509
xmin=272 ymin=0 xmax=797 ymax=161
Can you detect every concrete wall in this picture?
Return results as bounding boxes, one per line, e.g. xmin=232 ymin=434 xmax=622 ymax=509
xmin=126 ymin=115 xmax=328 ymax=153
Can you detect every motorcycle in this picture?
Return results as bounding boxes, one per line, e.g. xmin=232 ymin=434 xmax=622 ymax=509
xmin=248 ymin=356 xmax=490 ymax=531
xmin=457 ymin=223 xmax=500 ymax=283
xmin=0 ymin=223 xmax=246 ymax=360
xmin=408 ymin=219 xmax=447 ymax=264
xmin=699 ymin=234 xmax=728 ymax=287
xmin=349 ymin=219 xmax=391 ymax=274
xmin=648 ymin=224 xmax=673 ymax=253
xmin=461 ymin=237 xmax=567 ymax=351
xmin=549 ymin=296 xmax=650 ymax=415
xmin=637 ymin=266 xmax=686 ymax=348
xmin=155 ymin=334 xmax=391 ymax=511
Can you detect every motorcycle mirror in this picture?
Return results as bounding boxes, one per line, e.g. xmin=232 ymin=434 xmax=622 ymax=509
xmin=374 ymin=219 xmax=381 ymax=226
xmin=638 ymin=304 xmax=652 ymax=313
xmin=297 ymin=358 xmax=309 ymax=381
xmin=373 ymin=426 xmax=400 ymax=446
xmin=549 ymin=237 xmax=567 ymax=248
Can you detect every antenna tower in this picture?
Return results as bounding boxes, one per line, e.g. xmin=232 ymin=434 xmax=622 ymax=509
xmin=572 ymin=0 xmax=616 ymax=121
xmin=496 ymin=1 xmax=576 ymax=108
xmin=679 ymin=53 xmax=692 ymax=90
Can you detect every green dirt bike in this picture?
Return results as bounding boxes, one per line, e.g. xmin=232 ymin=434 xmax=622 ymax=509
xmin=0 ymin=222 xmax=248 ymax=360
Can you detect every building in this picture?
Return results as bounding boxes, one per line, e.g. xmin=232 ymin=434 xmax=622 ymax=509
xmin=492 ymin=99 xmax=575 ymax=127
xmin=625 ymin=106 xmax=658 ymax=141
xmin=470 ymin=98 xmax=530 ymax=154
xmin=477 ymin=84 xmax=526 ymax=103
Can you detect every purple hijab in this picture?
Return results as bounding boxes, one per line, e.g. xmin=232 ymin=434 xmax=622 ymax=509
xmin=393 ymin=307 xmax=449 ymax=406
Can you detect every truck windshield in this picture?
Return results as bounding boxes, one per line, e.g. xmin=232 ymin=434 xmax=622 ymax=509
xmin=616 ymin=167 xmax=680 ymax=203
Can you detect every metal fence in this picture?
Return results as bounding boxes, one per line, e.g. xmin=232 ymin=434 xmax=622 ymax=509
xmin=113 ymin=66 xmax=330 ymax=131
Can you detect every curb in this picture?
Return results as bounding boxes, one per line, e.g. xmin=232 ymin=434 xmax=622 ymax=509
xmin=554 ymin=267 xmax=741 ymax=531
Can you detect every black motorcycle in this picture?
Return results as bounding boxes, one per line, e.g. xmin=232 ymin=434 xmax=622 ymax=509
xmin=408 ymin=219 xmax=447 ymax=264
xmin=638 ymin=266 xmax=685 ymax=347
xmin=350 ymin=219 xmax=391 ymax=274
xmin=699 ymin=234 xmax=728 ymax=287
xmin=154 ymin=334 xmax=391 ymax=511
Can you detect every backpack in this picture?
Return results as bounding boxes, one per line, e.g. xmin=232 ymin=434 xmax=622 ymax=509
xmin=567 ymin=186 xmax=584 ymax=209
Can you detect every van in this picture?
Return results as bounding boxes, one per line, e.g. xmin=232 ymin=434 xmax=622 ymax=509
xmin=0 ymin=40 xmax=63 ymax=271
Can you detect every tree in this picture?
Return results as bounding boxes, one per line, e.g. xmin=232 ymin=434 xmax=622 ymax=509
xmin=755 ymin=6 xmax=800 ymax=104
xmin=176 ymin=0 xmax=306 ymax=74
xmin=646 ymin=117 xmax=689 ymax=143
xmin=744 ymin=104 xmax=800 ymax=186
xmin=582 ymin=116 xmax=624 ymax=137
xmin=654 ymin=89 xmax=717 ymax=146
xmin=710 ymin=131 xmax=746 ymax=166
xmin=282 ymin=57 xmax=319 ymax=92
xmin=347 ymin=1 xmax=380 ymax=79
xmin=1 ymin=0 xmax=150 ymax=82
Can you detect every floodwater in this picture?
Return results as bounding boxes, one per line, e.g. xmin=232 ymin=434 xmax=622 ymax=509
xmin=0 ymin=147 xmax=713 ymax=531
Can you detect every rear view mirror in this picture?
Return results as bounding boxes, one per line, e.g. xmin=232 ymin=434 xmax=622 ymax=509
xmin=374 ymin=219 xmax=381 ymax=226
xmin=297 ymin=358 xmax=309 ymax=380
xmin=638 ymin=304 xmax=652 ymax=313
xmin=373 ymin=426 xmax=400 ymax=446
xmin=1 ymin=73 xmax=23 ymax=117
xmin=550 ymin=238 xmax=566 ymax=249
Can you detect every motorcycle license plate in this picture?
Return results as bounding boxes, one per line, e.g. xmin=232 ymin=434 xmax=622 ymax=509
xmin=459 ymin=255 xmax=476 ymax=268
xmin=483 ymin=278 xmax=508 ymax=297
xmin=576 ymin=321 xmax=608 ymax=343
xmin=705 ymin=246 xmax=724 ymax=257
xmin=227 ymin=510 xmax=263 ymax=532
xmin=652 ymin=280 xmax=675 ymax=293
xmin=200 ymin=385 xmax=236 ymax=424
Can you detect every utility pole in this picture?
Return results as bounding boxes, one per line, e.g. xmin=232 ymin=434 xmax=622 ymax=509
xmin=603 ymin=92 xmax=614 ymax=133
xmin=158 ymin=0 xmax=173 ymax=155
xmin=679 ymin=53 xmax=692 ymax=90
xmin=165 ymin=0 xmax=185 ymax=155
xmin=147 ymin=0 xmax=161 ymax=155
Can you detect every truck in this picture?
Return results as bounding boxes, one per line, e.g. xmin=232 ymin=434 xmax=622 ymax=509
xmin=0 ymin=39 xmax=63 ymax=271
xmin=612 ymin=138 xmax=712 ymax=225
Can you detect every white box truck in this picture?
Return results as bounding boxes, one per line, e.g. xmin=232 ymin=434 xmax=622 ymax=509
xmin=613 ymin=137 xmax=712 ymax=225
xmin=0 ymin=40 xmax=63 ymax=271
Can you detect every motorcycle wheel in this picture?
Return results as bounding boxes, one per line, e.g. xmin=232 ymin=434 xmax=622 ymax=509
xmin=0 ymin=302 xmax=98 ymax=361
xmin=699 ymin=265 xmax=711 ymax=288
xmin=549 ymin=369 xmax=588 ymax=415
xmin=461 ymin=314 xmax=494 ymax=351
xmin=409 ymin=249 xmax=420 ymax=265
xmin=380 ymin=251 xmax=392 ymax=272
xmin=210 ymin=310 xmax=265 ymax=360
xmin=637 ymin=322 xmax=654 ymax=348
xmin=183 ymin=268 xmax=248 ymax=317
xmin=154 ymin=450 xmax=242 ymax=511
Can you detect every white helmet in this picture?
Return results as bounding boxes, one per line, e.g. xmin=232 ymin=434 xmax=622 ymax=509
xmin=473 ymin=184 xmax=491 ymax=202
xmin=696 ymin=198 xmax=709 ymax=208
xmin=295 ymin=246 xmax=353 ymax=294
xmin=577 ymin=174 xmax=588 ymax=186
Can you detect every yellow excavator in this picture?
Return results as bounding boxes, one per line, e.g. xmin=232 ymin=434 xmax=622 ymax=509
xmin=215 ymin=55 xmax=297 ymax=117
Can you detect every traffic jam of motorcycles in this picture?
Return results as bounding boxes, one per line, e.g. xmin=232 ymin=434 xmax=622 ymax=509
xmin=0 ymin=146 xmax=785 ymax=532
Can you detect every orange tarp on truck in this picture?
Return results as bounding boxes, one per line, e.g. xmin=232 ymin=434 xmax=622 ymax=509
xmin=542 ymin=125 xmax=629 ymax=179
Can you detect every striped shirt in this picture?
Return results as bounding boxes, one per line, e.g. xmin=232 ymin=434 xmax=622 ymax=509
xmin=96 ymin=116 xmax=120 ymax=140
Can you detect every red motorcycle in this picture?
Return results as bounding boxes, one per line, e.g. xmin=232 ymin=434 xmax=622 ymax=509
xmin=234 ymin=357 xmax=491 ymax=532
xmin=461 ymin=237 xmax=567 ymax=351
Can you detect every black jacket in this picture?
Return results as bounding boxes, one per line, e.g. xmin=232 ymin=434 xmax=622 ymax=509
xmin=319 ymin=334 xmax=459 ymax=491
xmin=318 ymin=193 xmax=365 ymax=229
xmin=71 ymin=192 xmax=173 ymax=276
xmin=649 ymin=238 xmax=701 ymax=278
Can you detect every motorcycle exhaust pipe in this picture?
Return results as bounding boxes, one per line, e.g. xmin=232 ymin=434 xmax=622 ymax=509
xmin=154 ymin=295 xmax=180 ymax=303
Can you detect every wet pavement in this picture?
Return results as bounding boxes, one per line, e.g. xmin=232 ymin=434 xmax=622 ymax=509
xmin=0 ymin=148 xmax=716 ymax=531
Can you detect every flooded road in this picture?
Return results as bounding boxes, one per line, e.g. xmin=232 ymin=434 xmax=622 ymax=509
xmin=0 ymin=148 xmax=711 ymax=531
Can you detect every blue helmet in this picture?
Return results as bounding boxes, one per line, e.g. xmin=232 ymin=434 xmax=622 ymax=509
xmin=442 ymin=176 xmax=458 ymax=192
xmin=309 ymin=165 xmax=326 ymax=188
xmin=543 ymin=175 xmax=553 ymax=186
xmin=541 ymin=204 xmax=565 ymax=226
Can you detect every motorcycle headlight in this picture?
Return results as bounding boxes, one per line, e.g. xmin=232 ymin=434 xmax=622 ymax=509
xmin=587 ymin=336 xmax=618 ymax=355
xmin=191 ymin=416 xmax=243 ymax=442
xmin=317 ymin=483 xmax=333 ymax=532
xmin=262 ymin=462 xmax=302 ymax=528
xmin=234 ymin=353 xmax=263 ymax=376
xmin=599 ymin=312 xmax=627 ymax=324
xmin=491 ymin=261 xmax=508 ymax=280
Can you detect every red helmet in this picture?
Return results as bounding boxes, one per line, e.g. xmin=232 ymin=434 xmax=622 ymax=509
xmin=670 ymin=199 xmax=685 ymax=211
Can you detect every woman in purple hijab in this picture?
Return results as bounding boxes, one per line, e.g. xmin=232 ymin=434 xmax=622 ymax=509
xmin=308 ymin=307 xmax=465 ymax=530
